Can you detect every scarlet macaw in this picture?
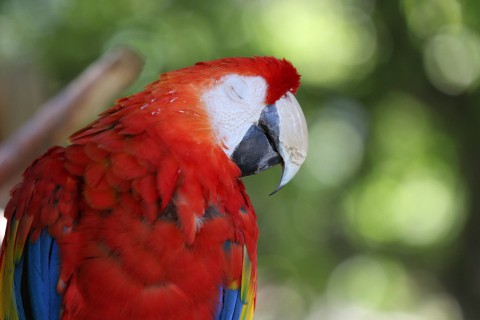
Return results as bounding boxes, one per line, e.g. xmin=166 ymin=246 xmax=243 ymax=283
xmin=0 ymin=56 xmax=308 ymax=319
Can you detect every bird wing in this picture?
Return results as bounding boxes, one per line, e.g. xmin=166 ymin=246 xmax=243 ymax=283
xmin=215 ymin=185 xmax=257 ymax=320
xmin=0 ymin=146 xmax=79 ymax=320
xmin=216 ymin=243 xmax=256 ymax=320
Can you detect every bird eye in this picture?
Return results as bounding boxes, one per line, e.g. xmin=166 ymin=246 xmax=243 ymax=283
xmin=229 ymin=86 xmax=243 ymax=100
xmin=223 ymin=76 xmax=249 ymax=101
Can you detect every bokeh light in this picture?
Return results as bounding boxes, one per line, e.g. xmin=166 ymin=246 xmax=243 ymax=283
xmin=254 ymin=282 xmax=307 ymax=320
xmin=403 ymin=0 xmax=463 ymax=39
xmin=326 ymin=255 xmax=408 ymax=309
xmin=250 ymin=0 xmax=377 ymax=87
xmin=305 ymin=99 xmax=367 ymax=188
xmin=344 ymin=93 xmax=466 ymax=248
xmin=315 ymin=255 xmax=462 ymax=320
xmin=424 ymin=26 xmax=480 ymax=95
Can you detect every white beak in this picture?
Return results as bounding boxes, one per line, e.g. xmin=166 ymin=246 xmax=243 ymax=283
xmin=271 ymin=91 xmax=308 ymax=194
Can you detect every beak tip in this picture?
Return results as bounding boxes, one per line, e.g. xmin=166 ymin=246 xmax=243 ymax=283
xmin=269 ymin=162 xmax=301 ymax=196
xmin=269 ymin=185 xmax=282 ymax=196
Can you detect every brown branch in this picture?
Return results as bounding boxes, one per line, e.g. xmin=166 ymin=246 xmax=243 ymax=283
xmin=0 ymin=47 xmax=144 ymax=191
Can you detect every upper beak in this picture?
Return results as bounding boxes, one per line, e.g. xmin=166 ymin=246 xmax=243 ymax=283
xmin=231 ymin=91 xmax=308 ymax=193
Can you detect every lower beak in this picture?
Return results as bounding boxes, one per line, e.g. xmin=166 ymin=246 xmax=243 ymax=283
xmin=231 ymin=92 xmax=308 ymax=193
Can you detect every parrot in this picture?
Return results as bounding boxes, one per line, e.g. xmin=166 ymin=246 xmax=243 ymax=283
xmin=0 ymin=56 xmax=308 ymax=320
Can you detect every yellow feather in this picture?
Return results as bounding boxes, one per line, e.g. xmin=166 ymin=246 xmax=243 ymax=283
xmin=239 ymin=245 xmax=256 ymax=320
xmin=0 ymin=219 xmax=20 ymax=320
xmin=240 ymin=247 xmax=251 ymax=302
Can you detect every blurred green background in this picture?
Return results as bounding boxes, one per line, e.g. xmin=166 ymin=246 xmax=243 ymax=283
xmin=1 ymin=0 xmax=480 ymax=319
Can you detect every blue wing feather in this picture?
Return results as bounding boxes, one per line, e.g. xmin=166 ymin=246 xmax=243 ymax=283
xmin=232 ymin=289 xmax=244 ymax=320
xmin=12 ymin=231 xmax=61 ymax=320
xmin=215 ymin=287 xmax=245 ymax=320
xmin=13 ymin=255 xmax=26 ymax=320
xmin=48 ymin=241 xmax=61 ymax=320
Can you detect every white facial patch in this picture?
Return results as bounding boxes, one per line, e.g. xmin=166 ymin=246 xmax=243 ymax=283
xmin=201 ymin=74 xmax=268 ymax=157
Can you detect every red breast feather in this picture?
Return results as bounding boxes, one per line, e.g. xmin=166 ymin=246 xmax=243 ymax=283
xmin=60 ymin=63 xmax=261 ymax=318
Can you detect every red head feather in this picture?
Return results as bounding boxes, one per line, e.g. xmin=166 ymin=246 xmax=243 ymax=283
xmin=195 ymin=56 xmax=301 ymax=104
xmin=158 ymin=56 xmax=301 ymax=105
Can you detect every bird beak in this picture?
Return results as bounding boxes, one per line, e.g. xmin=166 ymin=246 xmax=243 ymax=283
xmin=231 ymin=91 xmax=308 ymax=193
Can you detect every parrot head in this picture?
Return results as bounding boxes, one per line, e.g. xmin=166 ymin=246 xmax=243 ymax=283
xmin=151 ymin=56 xmax=308 ymax=192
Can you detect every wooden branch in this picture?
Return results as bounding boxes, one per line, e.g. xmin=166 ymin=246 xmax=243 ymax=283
xmin=0 ymin=47 xmax=144 ymax=190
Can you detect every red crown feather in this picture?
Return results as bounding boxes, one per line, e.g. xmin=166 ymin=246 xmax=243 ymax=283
xmin=194 ymin=56 xmax=301 ymax=104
